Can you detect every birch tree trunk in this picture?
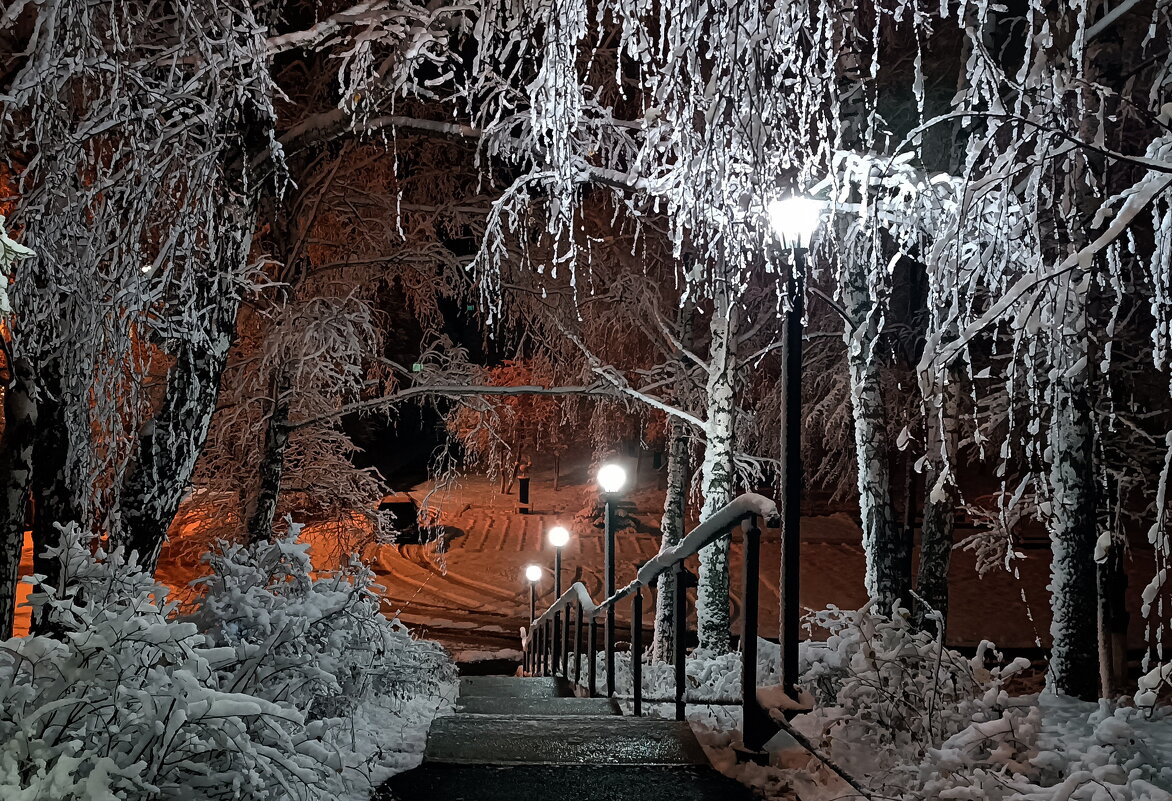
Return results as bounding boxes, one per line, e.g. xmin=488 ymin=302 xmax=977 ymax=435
xmin=115 ymin=97 xmax=267 ymax=569
xmin=843 ymin=256 xmax=908 ymax=613
xmin=247 ymin=368 xmax=293 ymax=544
xmin=117 ymin=268 xmax=244 ymax=571
xmin=829 ymin=0 xmax=908 ymax=614
xmin=697 ymin=278 xmax=738 ymax=652
xmin=916 ymin=376 xmax=959 ymax=631
xmin=652 ymin=414 xmax=689 ymax=662
xmin=653 ymin=302 xmax=695 ymax=662
xmin=1046 ymin=277 xmax=1099 ymax=700
xmin=1097 ymin=530 xmax=1129 ymax=697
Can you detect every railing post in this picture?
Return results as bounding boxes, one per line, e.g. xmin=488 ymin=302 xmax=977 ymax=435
xmin=632 ymin=588 xmax=643 ymax=717
xmin=525 ymin=628 xmax=531 ymax=675
xmin=545 ymin=618 xmax=553 ymax=675
xmin=587 ymin=615 xmax=598 ymax=697
xmin=553 ymin=611 xmax=562 ymax=676
xmin=673 ymin=563 xmax=687 ymax=721
xmin=741 ymin=516 xmax=764 ymax=750
xmin=574 ymin=602 xmax=584 ymax=685
xmin=562 ymin=604 xmax=571 ymax=677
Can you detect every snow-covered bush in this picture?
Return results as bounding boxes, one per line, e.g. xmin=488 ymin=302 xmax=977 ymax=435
xmin=188 ymin=526 xmax=453 ymax=722
xmin=0 ymin=524 xmax=455 ymax=801
xmin=795 ymin=604 xmax=1031 ymax=785
xmin=581 ymin=605 xmax=1172 ymax=801
xmin=0 ymin=526 xmax=333 ymax=800
xmin=916 ymin=697 xmax=1172 ymax=801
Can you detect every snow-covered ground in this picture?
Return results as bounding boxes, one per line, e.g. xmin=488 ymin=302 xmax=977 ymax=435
xmin=596 ymin=617 xmax=1172 ymax=801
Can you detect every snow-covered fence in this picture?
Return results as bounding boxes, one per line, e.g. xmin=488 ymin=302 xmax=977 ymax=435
xmin=521 ymin=492 xmax=782 ymax=751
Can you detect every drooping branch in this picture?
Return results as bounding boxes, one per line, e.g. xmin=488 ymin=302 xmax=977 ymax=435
xmin=289 ymin=382 xmax=619 ymax=430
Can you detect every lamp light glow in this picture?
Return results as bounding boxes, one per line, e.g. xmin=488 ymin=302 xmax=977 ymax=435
xmin=548 ymin=525 xmax=570 ymax=548
xmin=767 ymin=196 xmax=824 ymax=249
xmin=596 ymin=463 xmax=628 ymax=494
xmin=525 ymin=564 xmax=542 ymax=582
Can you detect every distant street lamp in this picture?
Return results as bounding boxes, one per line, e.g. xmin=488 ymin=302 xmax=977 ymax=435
xmin=767 ymin=195 xmax=825 ymax=699
xmin=548 ymin=525 xmax=571 ymax=598
xmin=525 ymin=563 xmax=542 ymax=624
xmin=597 ymin=462 xmax=627 ymax=695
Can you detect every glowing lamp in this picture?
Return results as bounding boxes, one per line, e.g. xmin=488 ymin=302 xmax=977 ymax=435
xmin=596 ymin=463 xmax=627 ymax=494
xmin=524 ymin=564 xmax=542 ymax=582
xmin=548 ymin=525 xmax=570 ymax=548
xmin=767 ymin=196 xmax=824 ymax=250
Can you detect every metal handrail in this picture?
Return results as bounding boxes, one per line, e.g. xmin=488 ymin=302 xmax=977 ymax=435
xmin=520 ymin=492 xmax=784 ymax=751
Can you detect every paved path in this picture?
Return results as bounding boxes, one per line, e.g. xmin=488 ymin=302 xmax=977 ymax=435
xmin=377 ymin=676 xmax=754 ymax=801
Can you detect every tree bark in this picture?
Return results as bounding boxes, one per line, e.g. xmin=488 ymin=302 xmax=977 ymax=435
xmin=652 ymin=414 xmax=689 ymax=662
xmin=1046 ymin=278 xmax=1099 ymax=700
xmin=697 ymin=278 xmax=738 ymax=652
xmin=117 ymin=274 xmax=242 ymax=571
xmin=0 ymin=360 xmax=36 ymax=638
xmin=842 ymin=252 xmax=909 ymax=614
xmin=1097 ymin=532 xmax=1129 ymax=697
xmin=915 ymin=377 xmax=959 ymax=632
xmin=26 ymin=362 xmax=84 ymax=635
xmin=247 ymin=368 xmax=294 ymax=544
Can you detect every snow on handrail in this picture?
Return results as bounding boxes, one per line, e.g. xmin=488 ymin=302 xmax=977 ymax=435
xmin=635 ymin=493 xmax=778 ymax=586
xmin=526 ymin=493 xmax=779 ymax=633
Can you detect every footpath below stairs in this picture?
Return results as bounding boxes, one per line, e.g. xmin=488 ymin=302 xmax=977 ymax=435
xmin=377 ymin=676 xmax=754 ymax=801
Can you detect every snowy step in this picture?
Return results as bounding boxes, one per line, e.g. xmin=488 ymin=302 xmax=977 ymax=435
xmin=377 ymin=764 xmax=754 ymax=801
xmin=457 ymin=675 xmax=570 ymax=698
xmin=455 ymin=695 xmax=621 ymax=716
xmin=424 ymin=715 xmax=708 ymax=765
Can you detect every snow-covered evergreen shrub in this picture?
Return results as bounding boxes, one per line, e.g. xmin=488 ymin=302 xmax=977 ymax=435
xmin=0 ymin=526 xmax=333 ymax=800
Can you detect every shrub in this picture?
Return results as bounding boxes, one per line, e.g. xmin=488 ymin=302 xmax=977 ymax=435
xmin=0 ymin=524 xmax=454 ymax=800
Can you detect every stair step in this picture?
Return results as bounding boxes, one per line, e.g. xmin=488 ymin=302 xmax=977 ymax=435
xmin=455 ymin=696 xmax=621 ymax=716
xmin=457 ymin=675 xmax=571 ymax=698
xmin=425 ymin=715 xmax=708 ymax=766
xmin=377 ymin=764 xmax=755 ymax=801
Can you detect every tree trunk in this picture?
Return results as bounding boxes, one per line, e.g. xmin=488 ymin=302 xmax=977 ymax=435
xmin=916 ymin=377 xmax=959 ymax=631
xmin=842 ymin=254 xmax=908 ymax=614
xmin=652 ymin=414 xmax=689 ymax=662
xmin=1046 ymin=280 xmax=1099 ymax=700
xmin=247 ymin=368 xmax=293 ymax=544
xmin=0 ymin=360 xmax=36 ymax=638
xmin=26 ymin=363 xmax=84 ymax=635
xmin=1097 ymin=533 xmax=1129 ymax=697
xmin=697 ymin=279 xmax=738 ymax=652
xmin=116 ymin=199 xmax=252 ymax=571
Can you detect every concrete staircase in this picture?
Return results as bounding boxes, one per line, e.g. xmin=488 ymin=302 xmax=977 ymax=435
xmin=378 ymin=676 xmax=754 ymax=800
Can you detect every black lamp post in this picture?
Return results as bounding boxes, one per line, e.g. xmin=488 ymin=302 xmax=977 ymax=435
xmin=525 ymin=563 xmax=542 ymax=674
xmin=597 ymin=462 xmax=627 ymax=696
xmin=767 ymin=196 xmax=823 ymax=699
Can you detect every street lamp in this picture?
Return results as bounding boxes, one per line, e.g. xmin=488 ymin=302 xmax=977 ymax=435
xmin=597 ymin=462 xmax=627 ymax=695
xmin=525 ymin=563 xmax=542 ymax=624
xmin=767 ymin=197 xmax=823 ymax=250
xmin=525 ymin=563 xmax=542 ymax=674
xmin=768 ymin=195 xmax=824 ymax=699
xmin=597 ymin=463 xmax=627 ymax=494
xmin=548 ymin=525 xmax=570 ymax=598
